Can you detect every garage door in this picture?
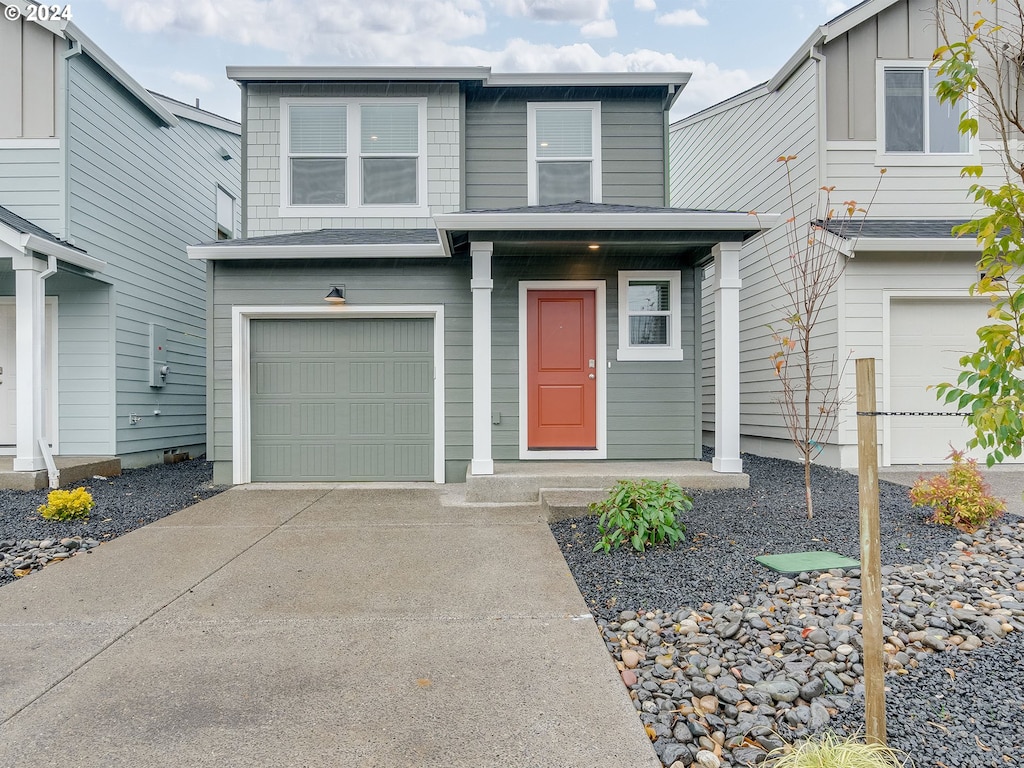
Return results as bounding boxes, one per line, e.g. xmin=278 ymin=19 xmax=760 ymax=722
xmin=889 ymin=298 xmax=1021 ymax=465
xmin=250 ymin=318 xmax=434 ymax=481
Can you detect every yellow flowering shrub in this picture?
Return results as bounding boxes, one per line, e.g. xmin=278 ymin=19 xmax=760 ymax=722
xmin=38 ymin=487 xmax=95 ymax=521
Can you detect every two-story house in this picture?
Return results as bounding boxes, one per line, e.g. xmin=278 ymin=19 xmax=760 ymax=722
xmin=0 ymin=2 xmax=241 ymax=488
xmin=188 ymin=67 xmax=778 ymax=485
xmin=670 ymin=0 xmax=1015 ymax=469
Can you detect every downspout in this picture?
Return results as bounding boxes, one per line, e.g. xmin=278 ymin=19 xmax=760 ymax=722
xmin=38 ymin=255 xmax=59 ymax=488
xmin=810 ymin=44 xmax=827 ymax=192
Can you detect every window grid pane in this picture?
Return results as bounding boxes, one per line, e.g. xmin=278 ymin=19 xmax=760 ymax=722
xmin=537 ymin=161 xmax=592 ymax=205
xmin=362 ymin=157 xmax=417 ymax=204
xmin=361 ymin=104 xmax=419 ymax=154
xmin=628 ymin=281 xmax=670 ymax=312
xmin=291 ymin=157 xmax=347 ymax=205
xmin=884 ymin=69 xmax=924 ymax=152
xmin=536 ymin=109 xmax=593 ymax=157
xmin=290 ymin=105 xmax=347 ymax=154
xmin=630 ymin=316 xmax=669 ymax=346
xmin=928 ymin=69 xmax=970 ymax=153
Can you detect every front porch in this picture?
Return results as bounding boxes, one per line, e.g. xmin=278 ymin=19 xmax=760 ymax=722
xmin=464 ymin=459 xmax=748 ymax=520
xmin=0 ymin=455 xmax=121 ymax=491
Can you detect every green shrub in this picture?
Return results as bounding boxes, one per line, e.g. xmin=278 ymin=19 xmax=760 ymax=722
xmin=38 ymin=487 xmax=95 ymax=522
xmin=909 ymin=447 xmax=1005 ymax=532
xmin=766 ymin=732 xmax=910 ymax=768
xmin=590 ymin=478 xmax=690 ymax=553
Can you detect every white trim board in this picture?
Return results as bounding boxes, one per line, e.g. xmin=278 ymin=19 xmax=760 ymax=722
xmin=517 ymin=280 xmax=607 ymax=460
xmin=0 ymin=297 xmax=59 ymax=454
xmin=231 ymin=304 xmax=446 ymax=484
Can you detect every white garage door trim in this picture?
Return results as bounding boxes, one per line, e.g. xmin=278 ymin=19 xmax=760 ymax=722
xmin=882 ymin=289 xmax=985 ymax=466
xmin=232 ymin=305 xmax=445 ymax=484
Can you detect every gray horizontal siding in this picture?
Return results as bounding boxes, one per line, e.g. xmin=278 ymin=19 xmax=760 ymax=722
xmin=209 ymin=258 xmax=472 ymax=483
xmin=66 ymin=53 xmax=241 ymax=459
xmin=490 ymin=251 xmax=697 ymax=462
xmin=464 ymin=94 xmax=667 ymax=209
xmin=0 ymin=146 xmax=63 ymax=236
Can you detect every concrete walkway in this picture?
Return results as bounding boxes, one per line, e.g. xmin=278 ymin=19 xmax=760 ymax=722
xmin=0 ymin=487 xmax=658 ymax=767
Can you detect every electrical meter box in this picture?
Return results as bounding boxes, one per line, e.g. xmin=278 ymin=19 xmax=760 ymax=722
xmin=149 ymin=323 xmax=169 ymax=387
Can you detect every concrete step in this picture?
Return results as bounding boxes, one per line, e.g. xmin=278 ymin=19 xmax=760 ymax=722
xmin=0 ymin=456 xmax=121 ymax=491
xmin=540 ymin=488 xmax=607 ymax=523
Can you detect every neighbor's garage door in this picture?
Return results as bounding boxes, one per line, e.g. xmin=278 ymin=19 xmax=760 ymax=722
xmin=250 ymin=318 xmax=433 ymax=481
xmin=888 ymin=298 xmax=1021 ymax=465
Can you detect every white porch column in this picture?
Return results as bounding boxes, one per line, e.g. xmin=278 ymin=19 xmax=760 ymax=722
xmin=13 ymin=254 xmax=47 ymax=471
xmin=712 ymin=241 xmax=743 ymax=473
xmin=471 ymin=241 xmax=494 ymax=476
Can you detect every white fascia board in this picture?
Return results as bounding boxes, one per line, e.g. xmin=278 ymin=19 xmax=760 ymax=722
xmin=823 ymin=0 xmax=902 ymax=42
xmin=151 ymin=95 xmax=241 ymax=135
xmin=851 ymin=237 xmax=981 ymax=253
xmin=227 ymin=66 xmax=491 ymax=83
xmin=22 ymin=234 xmax=105 ymax=271
xmin=0 ymin=223 xmax=105 ymax=272
xmin=766 ymin=27 xmax=826 ymax=92
xmin=63 ymin=24 xmax=178 ymax=128
xmin=188 ymin=242 xmax=447 ymax=261
xmin=485 ymin=72 xmax=690 ymax=90
xmin=433 ymin=212 xmax=781 ymax=233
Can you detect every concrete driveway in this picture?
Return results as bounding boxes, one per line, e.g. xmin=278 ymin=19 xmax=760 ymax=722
xmin=0 ymin=487 xmax=658 ymax=767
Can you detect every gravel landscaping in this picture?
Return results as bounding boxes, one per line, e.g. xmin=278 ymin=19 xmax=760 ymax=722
xmin=552 ymin=453 xmax=1024 ymax=768
xmin=0 ymin=458 xmax=225 ymax=587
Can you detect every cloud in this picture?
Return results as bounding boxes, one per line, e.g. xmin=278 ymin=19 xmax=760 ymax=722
xmin=656 ymin=9 xmax=709 ymax=26
xmin=492 ymin=0 xmax=609 ymax=22
xmin=634 ymin=0 xmax=656 ymax=9
xmin=580 ymin=18 xmax=617 ymax=37
xmin=823 ymin=1 xmax=855 ymax=17
xmin=170 ymin=71 xmax=215 ymax=93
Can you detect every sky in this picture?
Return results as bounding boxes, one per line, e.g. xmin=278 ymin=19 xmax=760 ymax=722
xmin=50 ymin=0 xmax=859 ymax=122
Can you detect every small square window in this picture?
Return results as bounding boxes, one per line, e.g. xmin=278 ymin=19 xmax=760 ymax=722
xmin=881 ymin=65 xmax=970 ymax=155
xmin=617 ymin=272 xmax=684 ymax=361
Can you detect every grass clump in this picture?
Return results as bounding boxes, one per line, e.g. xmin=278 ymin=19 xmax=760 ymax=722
xmin=590 ymin=478 xmax=690 ymax=553
xmin=766 ymin=732 xmax=911 ymax=767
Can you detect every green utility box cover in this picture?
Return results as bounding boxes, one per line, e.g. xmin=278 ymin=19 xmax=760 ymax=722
xmin=755 ymin=551 xmax=860 ymax=574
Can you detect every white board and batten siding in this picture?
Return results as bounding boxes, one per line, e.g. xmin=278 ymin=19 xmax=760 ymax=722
xmin=244 ymin=82 xmax=461 ymax=237
xmin=65 ymin=53 xmax=241 ymax=461
xmin=0 ymin=9 xmax=63 ymax=236
xmin=670 ymin=59 xmax=822 ymax=448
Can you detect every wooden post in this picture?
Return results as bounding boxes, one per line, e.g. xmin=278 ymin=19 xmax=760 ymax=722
xmin=855 ymin=357 xmax=886 ymax=745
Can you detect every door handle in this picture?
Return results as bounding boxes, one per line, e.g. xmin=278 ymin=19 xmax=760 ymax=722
xmin=588 ymin=373 xmax=595 ymax=379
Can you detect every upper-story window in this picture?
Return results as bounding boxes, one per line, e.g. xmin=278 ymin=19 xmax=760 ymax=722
xmin=216 ymin=185 xmax=235 ymax=240
xmin=280 ymin=97 xmax=428 ymax=217
xmin=527 ymin=102 xmax=602 ymax=205
xmin=879 ymin=64 xmax=970 ymax=156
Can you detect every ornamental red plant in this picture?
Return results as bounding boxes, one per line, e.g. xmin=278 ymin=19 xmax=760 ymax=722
xmin=909 ymin=446 xmax=1006 ymax=532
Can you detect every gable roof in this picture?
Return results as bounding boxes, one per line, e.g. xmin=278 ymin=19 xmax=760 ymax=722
xmin=675 ymin=0 xmax=905 ymax=127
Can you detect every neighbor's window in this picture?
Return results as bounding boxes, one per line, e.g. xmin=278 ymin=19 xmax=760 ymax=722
xmin=281 ymin=98 xmax=426 ymax=214
xmin=883 ymin=66 xmax=969 ymax=154
xmin=216 ymin=185 xmax=235 ymax=240
xmin=528 ymin=102 xmax=601 ymax=205
xmin=616 ymin=271 xmax=684 ymax=361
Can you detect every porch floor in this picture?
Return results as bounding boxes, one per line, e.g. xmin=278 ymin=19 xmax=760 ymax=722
xmin=464 ymin=460 xmax=748 ymax=519
xmin=0 ymin=456 xmax=121 ymax=491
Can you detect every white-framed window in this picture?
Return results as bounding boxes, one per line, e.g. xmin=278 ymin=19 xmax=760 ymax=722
xmin=616 ymin=271 xmax=684 ymax=361
xmin=279 ymin=97 xmax=428 ymax=217
xmin=527 ymin=102 xmax=602 ymax=206
xmin=216 ymin=185 xmax=235 ymax=240
xmin=877 ymin=62 xmax=971 ymax=161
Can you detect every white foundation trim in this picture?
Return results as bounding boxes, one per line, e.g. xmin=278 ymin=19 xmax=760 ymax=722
xmin=231 ymin=304 xmax=446 ymax=484
xmin=518 ymin=280 xmax=607 ymax=460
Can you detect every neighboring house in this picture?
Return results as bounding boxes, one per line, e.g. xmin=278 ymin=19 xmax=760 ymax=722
xmin=670 ymin=0 xmax=1011 ymax=469
xmin=0 ymin=2 xmax=241 ymax=486
xmin=188 ymin=67 xmax=777 ymax=485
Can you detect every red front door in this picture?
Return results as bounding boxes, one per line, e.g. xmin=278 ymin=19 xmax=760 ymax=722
xmin=526 ymin=290 xmax=597 ymax=449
